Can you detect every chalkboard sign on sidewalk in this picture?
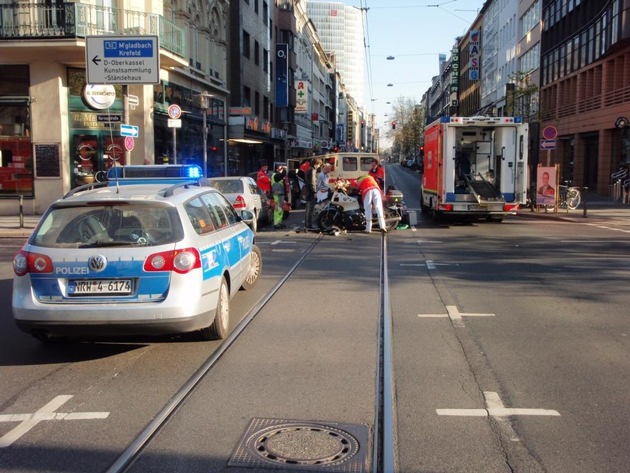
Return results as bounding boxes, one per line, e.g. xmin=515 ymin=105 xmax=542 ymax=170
xmin=34 ymin=143 xmax=61 ymax=178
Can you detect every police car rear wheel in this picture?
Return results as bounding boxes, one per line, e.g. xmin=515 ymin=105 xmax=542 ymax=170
xmin=200 ymin=277 xmax=230 ymax=340
xmin=241 ymin=245 xmax=261 ymax=290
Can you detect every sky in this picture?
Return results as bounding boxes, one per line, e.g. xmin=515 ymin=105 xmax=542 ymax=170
xmin=338 ymin=0 xmax=486 ymax=143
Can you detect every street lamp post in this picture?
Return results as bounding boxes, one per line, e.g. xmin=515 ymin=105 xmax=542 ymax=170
xmin=196 ymin=92 xmax=213 ymax=177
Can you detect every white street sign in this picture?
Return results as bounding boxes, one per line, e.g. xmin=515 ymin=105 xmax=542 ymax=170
xmin=86 ymin=36 xmax=160 ymax=85
xmin=168 ymin=119 xmax=182 ymax=128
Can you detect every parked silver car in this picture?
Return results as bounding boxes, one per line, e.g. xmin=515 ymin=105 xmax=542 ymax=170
xmin=206 ymin=176 xmax=272 ymax=232
xmin=12 ymin=180 xmax=262 ymax=342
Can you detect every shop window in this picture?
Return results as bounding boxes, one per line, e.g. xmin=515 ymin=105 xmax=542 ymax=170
xmin=0 ymin=65 xmax=33 ymax=196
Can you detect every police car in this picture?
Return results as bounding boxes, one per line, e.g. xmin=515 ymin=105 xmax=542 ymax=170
xmin=12 ymin=166 xmax=261 ymax=342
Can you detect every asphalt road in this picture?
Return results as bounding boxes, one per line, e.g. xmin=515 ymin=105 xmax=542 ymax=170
xmin=1 ymin=163 xmax=629 ymax=472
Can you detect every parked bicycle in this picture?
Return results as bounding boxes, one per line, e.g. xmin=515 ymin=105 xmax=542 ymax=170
xmin=535 ymin=182 xmax=581 ymax=212
xmin=558 ymin=183 xmax=581 ymax=210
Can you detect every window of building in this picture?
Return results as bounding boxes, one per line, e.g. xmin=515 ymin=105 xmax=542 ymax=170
xmin=255 ymin=91 xmax=260 ymax=116
xmin=263 ymin=2 xmax=268 ymax=26
xmin=244 ymin=86 xmax=251 ymax=107
xmin=263 ymin=49 xmax=269 ymax=73
xmin=243 ymin=30 xmax=250 ymax=58
xmin=263 ymin=96 xmax=269 ymax=120
xmin=254 ymin=41 xmax=260 ymax=66
xmin=254 ymin=0 xmax=259 ymax=14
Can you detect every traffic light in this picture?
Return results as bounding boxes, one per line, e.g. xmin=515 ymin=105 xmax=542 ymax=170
xmin=392 ymin=121 xmax=396 ymax=130
xmin=361 ymin=119 xmax=365 ymax=129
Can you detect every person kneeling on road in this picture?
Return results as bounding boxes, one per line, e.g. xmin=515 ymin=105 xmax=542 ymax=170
xmin=357 ymin=175 xmax=387 ymax=233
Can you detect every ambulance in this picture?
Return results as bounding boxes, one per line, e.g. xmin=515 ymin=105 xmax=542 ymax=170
xmin=421 ymin=116 xmax=529 ymax=222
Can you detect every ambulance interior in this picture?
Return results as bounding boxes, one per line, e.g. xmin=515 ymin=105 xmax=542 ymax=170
xmin=453 ymin=127 xmax=505 ymax=202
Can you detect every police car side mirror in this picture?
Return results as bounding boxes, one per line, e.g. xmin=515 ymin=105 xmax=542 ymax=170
xmin=239 ymin=209 xmax=255 ymax=223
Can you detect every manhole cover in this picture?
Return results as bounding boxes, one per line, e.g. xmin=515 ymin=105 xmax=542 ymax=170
xmin=229 ymin=418 xmax=370 ymax=472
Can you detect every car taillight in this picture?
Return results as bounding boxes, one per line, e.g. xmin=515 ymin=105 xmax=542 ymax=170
xmin=143 ymin=248 xmax=201 ymax=274
xmin=504 ymin=203 xmax=519 ymax=212
xmin=13 ymin=251 xmax=54 ymax=276
xmin=438 ymin=204 xmax=454 ymax=212
xmin=233 ymin=195 xmax=247 ymax=209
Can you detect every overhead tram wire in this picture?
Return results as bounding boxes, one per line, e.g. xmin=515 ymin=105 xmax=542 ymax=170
xmin=358 ymin=0 xmax=375 ymax=111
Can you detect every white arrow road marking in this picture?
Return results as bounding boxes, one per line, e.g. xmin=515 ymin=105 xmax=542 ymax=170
xmin=270 ymin=240 xmax=297 ymax=246
xmin=417 ymin=305 xmax=495 ymax=327
xmin=437 ymin=391 xmax=560 ymax=418
xmin=0 ymin=395 xmax=110 ymax=448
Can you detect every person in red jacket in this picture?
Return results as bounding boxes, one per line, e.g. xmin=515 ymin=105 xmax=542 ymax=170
xmin=257 ymin=164 xmax=271 ymax=197
xmin=357 ymin=174 xmax=387 ymax=233
xmin=368 ymin=157 xmax=385 ymax=190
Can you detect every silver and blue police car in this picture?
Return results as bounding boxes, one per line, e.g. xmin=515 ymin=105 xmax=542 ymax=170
xmin=12 ymin=169 xmax=261 ymax=342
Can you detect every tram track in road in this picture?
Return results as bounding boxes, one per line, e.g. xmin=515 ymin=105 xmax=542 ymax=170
xmin=105 ymin=231 xmax=398 ymax=473
xmin=105 ymin=235 xmax=325 ymax=473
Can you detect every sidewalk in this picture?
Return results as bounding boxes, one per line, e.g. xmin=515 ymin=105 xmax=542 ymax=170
xmin=515 ymin=192 xmax=630 ymax=224
xmin=0 ymin=214 xmax=41 ymax=238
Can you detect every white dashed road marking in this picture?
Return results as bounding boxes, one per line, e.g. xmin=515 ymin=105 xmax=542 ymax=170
xmin=436 ymin=391 xmax=560 ymax=418
xmin=400 ymin=260 xmax=454 ymax=269
xmin=0 ymin=395 xmax=110 ymax=448
xmin=417 ymin=305 xmax=494 ymax=327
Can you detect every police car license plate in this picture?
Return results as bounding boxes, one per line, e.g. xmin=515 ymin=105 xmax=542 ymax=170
xmin=69 ymin=279 xmax=132 ymax=295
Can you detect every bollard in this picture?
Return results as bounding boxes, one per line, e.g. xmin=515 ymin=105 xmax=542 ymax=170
xmin=19 ymin=195 xmax=24 ymax=228
xmin=582 ymin=187 xmax=588 ymax=218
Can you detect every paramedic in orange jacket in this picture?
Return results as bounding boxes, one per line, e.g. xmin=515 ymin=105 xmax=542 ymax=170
xmin=357 ymin=175 xmax=387 ymax=233
xmin=368 ymin=158 xmax=385 ymax=190
xmin=257 ymin=164 xmax=271 ymax=197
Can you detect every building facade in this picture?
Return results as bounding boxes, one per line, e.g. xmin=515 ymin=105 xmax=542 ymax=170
xmin=306 ymin=1 xmax=365 ymax=110
xmin=0 ymin=0 xmax=229 ymax=214
xmin=539 ymin=0 xmax=630 ymax=193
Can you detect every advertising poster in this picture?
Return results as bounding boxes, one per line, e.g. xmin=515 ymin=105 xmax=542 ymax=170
xmin=275 ymin=44 xmax=288 ymax=107
xmin=536 ymin=165 xmax=557 ymax=206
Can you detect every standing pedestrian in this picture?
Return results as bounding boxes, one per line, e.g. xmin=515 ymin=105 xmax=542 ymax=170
xmin=257 ymin=163 xmax=271 ymax=198
xmin=317 ymin=163 xmax=333 ymax=202
xmin=357 ymin=174 xmax=387 ymax=233
xmin=304 ymin=157 xmax=323 ymax=229
xmin=368 ymin=157 xmax=385 ymax=190
xmin=271 ymin=168 xmax=288 ymax=229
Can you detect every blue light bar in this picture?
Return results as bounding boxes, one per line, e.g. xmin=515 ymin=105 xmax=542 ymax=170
xmin=107 ymin=164 xmax=204 ymax=180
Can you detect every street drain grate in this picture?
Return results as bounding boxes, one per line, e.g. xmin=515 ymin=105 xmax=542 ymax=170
xmin=229 ymin=418 xmax=370 ymax=472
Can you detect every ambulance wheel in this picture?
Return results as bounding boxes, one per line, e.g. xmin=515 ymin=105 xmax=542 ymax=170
xmin=420 ymin=192 xmax=430 ymax=213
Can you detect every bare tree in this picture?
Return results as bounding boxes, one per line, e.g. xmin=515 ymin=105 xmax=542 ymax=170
xmin=388 ymin=97 xmax=426 ymax=159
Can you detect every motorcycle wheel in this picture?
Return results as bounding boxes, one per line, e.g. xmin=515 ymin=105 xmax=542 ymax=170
xmin=384 ymin=209 xmax=402 ymax=231
xmin=317 ymin=208 xmax=341 ymax=231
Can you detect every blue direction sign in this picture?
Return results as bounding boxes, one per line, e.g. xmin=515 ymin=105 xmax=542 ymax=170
xmin=120 ymin=124 xmax=139 ymax=138
xmin=86 ymin=36 xmax=160 ymax=85
xmin=540 ymin=139 xmax=556 ymax=150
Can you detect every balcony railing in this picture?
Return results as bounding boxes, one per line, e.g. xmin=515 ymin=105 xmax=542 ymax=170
xmin=0 ymin=2 xmax=185 ymax=58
